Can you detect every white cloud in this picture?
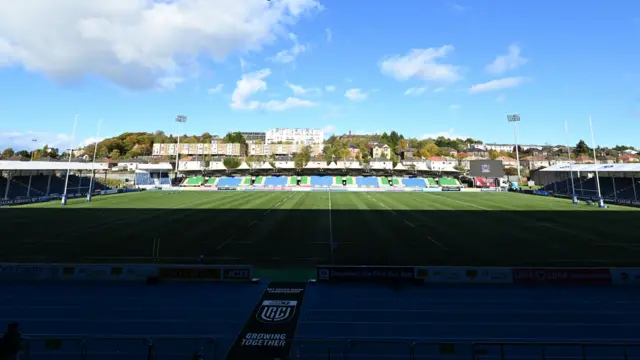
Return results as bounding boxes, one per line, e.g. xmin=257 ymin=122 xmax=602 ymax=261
xmin=404 ymin=87 xmax=427 ymax=96
xmin=0 ymin=131 xmax=101 ymax=151
xmin=207 ymin=84 xmax=224 ymax=93
xmin=322 ymin=124 xmax=336 ymax=135
xmin=325 ymin=28 xmax=332 ymax=42
xmin=324 ymin=85 xmax=336 ymax=92
xmin=344 ymin=88 xmax=368 ymax=101
xmin=379 ymin=45 xmax=461 ymax=83
xmin=495 ymin=94 xmax=506 ymax=103
xmin=449 ymin=104 xmax=460 ymax=110
xmin=269 ymin=32 xmax=308 ymax=64
xmin=469 ymin=77 xmax=528 ymax=94
xmin=419 ymin=128 xmax=467 ymax=140
xmin=433 ymin=87 xmax=445 ymax=93
xmin=157 ymin=76 xmax=184 ymax=90
xmin=0 ymin=0 xmax=322 ymax=90
xmin=230 ymin=68 xmax=316 ymax=111
xmin=286 ymin=82 xmax=321 ymax=96
xmin=262 ymin=97 xmax=316 ymax=111
xmin=486 ymin=44 xmax=528 ymax=74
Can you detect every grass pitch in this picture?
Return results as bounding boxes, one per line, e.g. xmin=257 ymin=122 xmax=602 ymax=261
xmin=2 ymin=191 xmax=640 ymax=267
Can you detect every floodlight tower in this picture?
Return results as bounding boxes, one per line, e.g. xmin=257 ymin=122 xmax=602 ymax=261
xmin=564 ymin=120 xmax=578 ymax=204
xmin=589 ymin=116 xmax=605 ymax=208
xmin=507 ymin=114 xmax=522 ymax=183
xmin=61 ymin=114 xmax=78 ymax=206
xmin=175 ymin=115 xmax=187 ymax=181
xmin=86 ymin=120 xmax=102 ymax=203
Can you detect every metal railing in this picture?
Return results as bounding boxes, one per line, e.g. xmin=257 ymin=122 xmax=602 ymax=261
xmin=472 ymin=341 xmax=640 ymax=360
xmin=20 ymin=336 xmax=640 ymax=360
xmin=21 ymin=336 xmax=217 ymax=360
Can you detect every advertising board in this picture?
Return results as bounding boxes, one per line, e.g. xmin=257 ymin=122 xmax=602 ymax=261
xmin=513 ymin=268 xmax=611 ymax=285
xmin=158 ymin=265 xmax=252 ymax=281
xmin=316 ymin=266 xmax=416 ymax=282
xmin=441 ymin=187 xmax=461 ymax=192
xmin=0 ymin=264 xmax=51 ymax=281
xmin=415 ymin=267 xmax=513 ymax=284
xmin=610 ymin=269 xmax=640 ymax=285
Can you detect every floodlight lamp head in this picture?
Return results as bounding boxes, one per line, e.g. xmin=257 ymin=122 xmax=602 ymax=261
xmin=507 ymin=114 xmax=521 ymax=122
xmin=175 ymin=115 xmax=187 ymax=123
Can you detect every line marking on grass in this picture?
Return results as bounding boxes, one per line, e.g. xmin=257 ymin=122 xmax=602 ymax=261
xmin=247 ymin=220 xmax=257 ymax=228
xmin=403 ymin=219 xmax=415 ymax=228
xmin=427 ymin=236 xmax=449 ymax=251
xmin=593 ymin=243 xmax=640 ymax=251
xmin=216 ymin=235 xmax=236 ymax=250
xmin=365 ymin=193 xmax=396 ymax=215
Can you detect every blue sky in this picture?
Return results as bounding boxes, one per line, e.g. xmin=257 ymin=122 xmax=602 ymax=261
xmin=0 ymin=0 xmax=638 ymax=151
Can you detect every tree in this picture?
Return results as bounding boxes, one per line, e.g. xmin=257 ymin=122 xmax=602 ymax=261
xmin=223 ymin=157 xmax=241 ymax=169
xmin=489 ymin=150 xmax=500 ymax=160
xmin=574 ymin=140 xmax=591 ymax=156
xmin=504 ymin=167 xmax=518 ymax=176
xmin=15 ymin=150 xmax=30 ymax=158
xmin=512 ymin=145 xmax=524 ymax=154
xmin=395 ymin=138 xmax=409 ymax=154
xmin=294 ymin=146 xmax=311 ymax=168
xmin=1 ymin=148 xmax=15 ymax=159
xmin=109 ymin=149 xmax=121 ymax=160
xmin=388 ymin=131 xmax=400 ymax=151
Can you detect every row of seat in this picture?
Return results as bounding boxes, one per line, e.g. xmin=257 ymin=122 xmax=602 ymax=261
xmin=1 ymin=175 xmax=111 ymax=199
xmin=4 ymin=282 xmax=638 ymax=360
xmin=543 ymin=176 xmax=639 ymax=201
xmin=182 ymin=176 xmax=461 ymax=188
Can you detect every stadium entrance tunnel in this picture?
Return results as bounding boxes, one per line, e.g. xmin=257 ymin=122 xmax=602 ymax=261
xmin=2 ymin=208 xmax=640 ymax=267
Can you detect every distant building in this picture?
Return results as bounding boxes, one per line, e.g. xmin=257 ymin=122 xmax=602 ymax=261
xmin=240 ymin=132 xmax=265 ymax=141
xmin=265 ymin=128 xmax=323 ymax=145
xmin=372 ymin=144 xmax=391 ymax=159
xmin=152 ymin=142 xmax=245 ymax=157
xmin=481 ymin=143 xmax=544 ymax=152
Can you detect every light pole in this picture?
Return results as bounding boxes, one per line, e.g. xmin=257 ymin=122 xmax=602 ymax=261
xmin=174 ymin=115 xmax=187 ymax=182
xmin=507 ymin=114 xmax=522 ymax=184
xmin=61 ymin=114 xmax=78 ymax=206
xmin=564 ymin=120 xmax=578 ymax=204
xmin=86 ymin=119 xmax=102 ymax=203
xmin=26 ymin=139 xmax=38 ymax=197
xmin=589 ymin=116 xmax=605 ymax=208
xmin=30 ymin=139 xmax=38 ymax=161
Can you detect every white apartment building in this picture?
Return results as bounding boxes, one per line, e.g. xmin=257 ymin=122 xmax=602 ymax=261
xmin=265 ymin=128 xmax=323 ymax=145
xmin=480 ymin=143 xmax=544 ymax=152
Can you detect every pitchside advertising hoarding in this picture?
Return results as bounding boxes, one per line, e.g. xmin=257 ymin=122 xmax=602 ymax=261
xmin=512 ymin=268 xmax=612 ymax=285
xmin=469 ymin=160 xmax=505 ymax=178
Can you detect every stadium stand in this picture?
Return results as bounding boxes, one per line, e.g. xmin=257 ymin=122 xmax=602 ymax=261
xmin=3 ymin=282 xmax=265 ymax=359
xmin=240 ymin=177 xmax=252 ymax=186
xmin=205 ymin=177 xmax=217 ymax=186
xmin=392 ymin=178 xmax=402 ymax=186
xmin=253 ymin=176 xmax=265 ymax=186
xmin=182 ymin=176 xmax=204 ymax=186
xmin=439 ymin=177 xmax=460 ymax=187
xmin=264 ymin=176 xmax=287 ymax=187
xmin=310 ymin=176 xmax=333 ymax=187
xmin=356 ymin=176 xmax=379 ymax=188
xmin=300 ymin=176 xmax=310 ymax=186
xmin=427 ymin=178 xmax=438 ymax=187
xmin=543 ymin=176 xmax=640 ymax=201
xmin=216 ymin=177 xmax=242 ymax=187
xmin=402 ymin=178 xmax=427 ymax=188
xmin=288 ymin=176 xmax=297 ymax=185
xmin=293 ymin=283 xmax=640 ymax=360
